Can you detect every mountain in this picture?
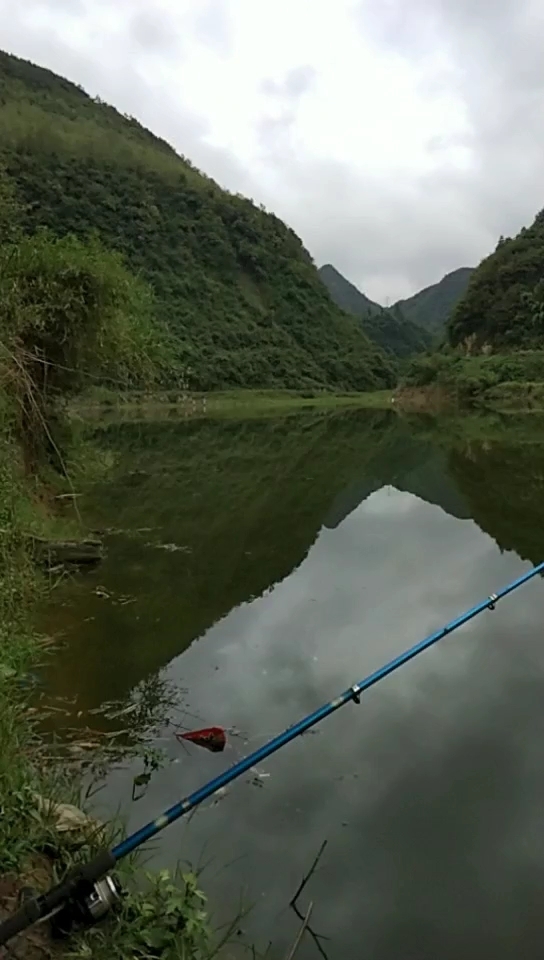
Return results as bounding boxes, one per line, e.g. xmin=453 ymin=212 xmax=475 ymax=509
xmin=0 ymin=50 xmax=396 ymax=393
xmin=318 ymin=264 xmax=431 ymax=358
xmin=318 ymin=264 xmax=381 ymax=315
xmin=448 ymin=213 xmax=544 ymax=350
xmin=395 ymin=267 xmax=474 ymax=335
xmin=362 ymin=304 xmax=432 ymax=359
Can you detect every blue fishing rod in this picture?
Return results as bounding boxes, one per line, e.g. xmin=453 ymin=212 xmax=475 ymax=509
xmin=2 ymin=560 xmax=544 ymax=945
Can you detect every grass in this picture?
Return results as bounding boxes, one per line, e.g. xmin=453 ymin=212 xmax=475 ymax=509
xmin=0 ymin=420 xmax=216 ymax=958
xmin=0 ymin=435 xmax=76 ymax=896
xmin=201 ymin=388 xmax=394 ymax=413
xmin=70 ymin=386 xmax=394 ymax=423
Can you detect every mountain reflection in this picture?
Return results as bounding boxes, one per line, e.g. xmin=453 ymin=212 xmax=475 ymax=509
xmin=41 ymin=410 xmax=544 ymax=712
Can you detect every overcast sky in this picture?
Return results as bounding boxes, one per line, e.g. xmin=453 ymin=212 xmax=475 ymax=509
xmin=1 ymin=0 xmax=543 ymax=302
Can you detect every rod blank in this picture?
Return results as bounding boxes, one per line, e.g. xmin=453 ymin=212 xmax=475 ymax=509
xmin=112 ymin=559 xmax=544 ymax=860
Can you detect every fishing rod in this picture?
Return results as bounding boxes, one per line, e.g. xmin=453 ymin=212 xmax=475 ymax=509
xmin=2 ymin=560 xmax=544 ymax=946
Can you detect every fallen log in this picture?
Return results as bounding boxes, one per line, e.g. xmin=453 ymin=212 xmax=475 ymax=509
xmin=27 ymin=536 xmax=104 ymax=567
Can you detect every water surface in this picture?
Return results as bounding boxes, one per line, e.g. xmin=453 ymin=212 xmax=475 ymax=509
xmin=40 ymin=410 xmax=544 ymax=959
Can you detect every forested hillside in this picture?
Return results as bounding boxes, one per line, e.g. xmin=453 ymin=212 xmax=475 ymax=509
xmin=449 ymin=213 xmax=544 ymax=349
xmin=401 ymin=209 xmax=544 ymax=407
xmin=319 ymin=264 xmax=431 ymax=358
xmin=396 ymin=267 xmax=473 ymax=335
xmin=0 ymin=49 xmax=395 ymax=392
xmin=362 ymin=305 xmax=431 ymax=358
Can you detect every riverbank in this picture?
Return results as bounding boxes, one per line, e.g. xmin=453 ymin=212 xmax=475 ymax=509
xmin=399 ymin=350 xmax=544 ymax=413
xmin=0 ymin=435 xmax=82 ymax=955
xmin=70 ymin=387 xmax=394 ymax=422
xmin=395 ymin=380 xmax=544 ymax=415
xmin=0 ymin=431 xmax=215 ymax=958
xmin=0 ymin=220 xmax=214 ymax=956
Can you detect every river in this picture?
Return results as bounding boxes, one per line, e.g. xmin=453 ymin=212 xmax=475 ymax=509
xmin=38 ymin=407 xmax=544 ymax=959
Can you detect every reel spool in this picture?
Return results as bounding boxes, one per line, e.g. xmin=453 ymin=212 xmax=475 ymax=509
xmin=20 ymin=872 xmax=123 ymax=938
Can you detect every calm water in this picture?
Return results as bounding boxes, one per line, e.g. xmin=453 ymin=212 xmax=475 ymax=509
xmin=39 ymin=409 xmax=544 ymax=958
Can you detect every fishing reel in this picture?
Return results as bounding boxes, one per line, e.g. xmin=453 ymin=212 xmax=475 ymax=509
xmin=17 ymin=867 xmax=123 ymax=940
xmin=50 ymin=872 xmax=123 ymax=936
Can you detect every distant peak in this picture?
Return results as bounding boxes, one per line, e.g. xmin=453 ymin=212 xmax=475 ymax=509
xmin=318 ymin=263 xmax=380 ymax=311
xmin=319 ymin=263 xmax=342 ymax=277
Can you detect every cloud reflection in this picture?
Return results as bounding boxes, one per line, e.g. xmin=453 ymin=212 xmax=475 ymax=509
xmin=97 ymin=486 xmax=544 ymax=958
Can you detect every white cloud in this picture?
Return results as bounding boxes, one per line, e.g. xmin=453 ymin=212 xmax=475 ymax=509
xmin=1 ymin=0 xmax=543 ymax=301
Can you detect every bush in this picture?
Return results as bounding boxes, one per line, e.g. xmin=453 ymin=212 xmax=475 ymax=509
xmin=0 ymin=229 xmax=175 ymax=466
xmin=402 ymin=349 xmax=544 ymax=406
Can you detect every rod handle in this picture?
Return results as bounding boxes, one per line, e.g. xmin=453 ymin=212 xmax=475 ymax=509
xmin=0 ymin=849 xmax=115 ymax=947
xmin=0 ymin=897 xmax=42 ymax=946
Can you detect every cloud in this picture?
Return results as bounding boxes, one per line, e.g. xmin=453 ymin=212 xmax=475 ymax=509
xmin=0 ymin=0 xmax=543 ymax=301
xmin=261 ymin=65 xmax=316 ymax=100
xmin=350 ymin=0 xmax=544 ymax=293
xmin=191 ymin=0 xmax=232 ymax=55
xmin=256 ymin=66 xmax=317 ymax=164
xmin=128 ymin=8 xmax=182 ymax=55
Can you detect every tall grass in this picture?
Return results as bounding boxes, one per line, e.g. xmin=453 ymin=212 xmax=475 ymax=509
xmin=0 ymin=183 xmax=214 ymax=956
xmin=0 ymin=423 xmax=217 ymax=958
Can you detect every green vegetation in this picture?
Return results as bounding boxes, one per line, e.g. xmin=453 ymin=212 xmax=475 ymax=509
xmin=449 ymin=213 xmax=544 ymax=350
xmin=401 ymin=350 xmax=544 ymax=406
xmin=396 ymin=267 xmax=473 ymax=335
xmin=195 ymin=388 xmax=394 ymax=415
xmin=0 ymin=48 xmax=396 ymax=394
xmin=0 ymin=230 xmax=171 ymax=388
xmin=0 ymin=433 xmax=214 ymax=959
xmin=318 ymin=263 xmax=431 ymax=357
xmin=71 ymin=386 xmax=394 ymax=423
xmin=399 ymin=208 xmax=544 ymax=408
xmin=0 ymin=438 xmax=54 ymax=875
xmin=70 ymin=867 xmax=213 ymax=960
xmin=481 ymin=381 xmax=544 ymax=412
xmin=0 ymin=160 xmax=212 ymax=957
xmin=362 ymin=304 xmax=431 ymax=359
xmin=400 ymin=208 xmax=544 ymax=409
xmin=0 ymin=226 xmax=172 ymax=465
